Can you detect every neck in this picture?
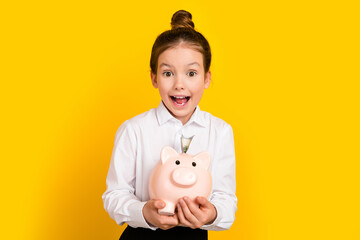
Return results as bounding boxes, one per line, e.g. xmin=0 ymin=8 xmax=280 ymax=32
xmin=162 ymin=101 xmax=196 ymax=125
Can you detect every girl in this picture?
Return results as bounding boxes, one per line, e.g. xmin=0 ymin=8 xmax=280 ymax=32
xmin=102 ymin=10 xmax=237 ymax=240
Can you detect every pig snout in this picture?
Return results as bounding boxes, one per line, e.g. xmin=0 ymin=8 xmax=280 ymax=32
xmin=171 ymin=168 xmax=197 ymax=187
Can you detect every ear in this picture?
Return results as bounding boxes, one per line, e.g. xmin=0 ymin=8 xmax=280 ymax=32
xmin=161 ymin=146 xmax=178 ymax=164
xmin=151 ymin=72 xmax=158 ymax=88
xmin=204 ymin=71 xmax=211 ymax=89
xmin=193 ymin=151 xmax=211 ymax=170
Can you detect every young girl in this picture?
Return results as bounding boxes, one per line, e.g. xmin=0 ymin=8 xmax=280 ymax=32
xmin=102 ymin=10 xmax=237 ymax=240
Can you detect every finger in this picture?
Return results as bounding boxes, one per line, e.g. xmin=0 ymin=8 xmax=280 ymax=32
xmin=196 ymin=196 xmax=207 ymax=205
xmin=179 ymin=198 xmax=199 ymax=224
xmin=161 ymin=223 xmax=177 ymax=230
xmin=177 ymin=203 xmax=192 ymax=226
xmin=196 ymin=196 xmax=212 ymax=209
xmin=183 ymin=197 xmax=203 ymax=218
xmin=158 ymin=215 xmax=178 ymax=229
xmin=159 ymin=224 xmax=171 ymax=230
xmin=196 ymin=197 xmax=217 ymax=224
xmin=166 ymin=214 xmax=179 ymax=225
xmin=153 ymin=199 xmax=166 ymax=209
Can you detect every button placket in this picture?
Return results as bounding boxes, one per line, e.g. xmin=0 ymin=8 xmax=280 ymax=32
xmin=173 ymin=123 xmax=182 ymax=153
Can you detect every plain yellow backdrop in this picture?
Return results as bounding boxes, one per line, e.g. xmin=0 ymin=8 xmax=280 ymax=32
xmin=1 ymin=0 xmax=359 ymax=239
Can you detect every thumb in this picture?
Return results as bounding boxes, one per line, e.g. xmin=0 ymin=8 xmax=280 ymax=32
xmin=153 ymin=199 xmax=166 ymax=209
xmin=196 ymin=196 xmax=209 ymax=206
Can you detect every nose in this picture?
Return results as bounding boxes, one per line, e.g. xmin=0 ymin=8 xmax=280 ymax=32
xmin=174 ymin=76 xmax=185 ymax=90
xmin=172 ymin=167 xmax=197 ymax=187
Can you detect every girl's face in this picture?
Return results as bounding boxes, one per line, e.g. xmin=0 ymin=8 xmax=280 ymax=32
xmin=151 ymin=44 xmax=211 ymax=125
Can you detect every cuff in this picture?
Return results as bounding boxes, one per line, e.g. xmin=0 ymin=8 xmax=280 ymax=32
xmin=127 ymin=201 xmax=158 ymax=230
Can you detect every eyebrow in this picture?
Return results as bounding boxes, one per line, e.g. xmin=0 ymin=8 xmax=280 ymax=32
xmin=159 ymin=62 xmax=200 ymax=68
xmin=187 ymin=62 xmax=200 ymax=67
xmin=159 ymin=63 xmax=172 ymax=68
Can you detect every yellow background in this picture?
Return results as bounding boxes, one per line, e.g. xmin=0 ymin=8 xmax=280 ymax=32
xmin=1 ymin=0 xmax=359 ymax=239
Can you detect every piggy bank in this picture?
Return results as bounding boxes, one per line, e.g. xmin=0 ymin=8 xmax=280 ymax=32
xmin=149 ymin=146 xmax=212 ymax=215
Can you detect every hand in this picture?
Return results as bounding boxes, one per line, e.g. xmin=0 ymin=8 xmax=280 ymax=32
xmin=143 ymin=199 xmax=179 ymax=230
xmin=177 ymin=196 xmax=217 ymax=229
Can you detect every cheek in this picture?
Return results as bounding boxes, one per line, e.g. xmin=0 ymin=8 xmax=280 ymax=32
xmin=195 ymin=170 xmax=211 ymax=182
xmin=157 ymin=80 xmax=171 ymax=95
xmin=189 ymin=78 xmax=206 ymax=93
xmin=191 ymin=85 xmax=205 ymax=98
xmin=159 ymin=163 xmax=175 ymax=177
xmin=158 ymin=87 xmax=167 ymax=97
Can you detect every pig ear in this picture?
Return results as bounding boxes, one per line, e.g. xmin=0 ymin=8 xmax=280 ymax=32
xmin=193 ymin=151 xmax=211 ymax=170
xmin=161 ymin=146 xmax=178 ymax=164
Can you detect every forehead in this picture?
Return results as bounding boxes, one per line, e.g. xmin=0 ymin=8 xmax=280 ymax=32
xmin=158 ymin=45 xmax=204 ymax=68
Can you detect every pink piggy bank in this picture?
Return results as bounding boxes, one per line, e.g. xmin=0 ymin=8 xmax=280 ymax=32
xmin=149 ymin=146 xmax=212 ymax=215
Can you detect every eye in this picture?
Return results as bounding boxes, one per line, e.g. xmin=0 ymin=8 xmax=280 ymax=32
xmin=187 ymin=71 xmax=197 ymax=77
xmin=192 ymin=162 xmax=196 ymax=167
xmin=163 ymin=71 xmax=173 ymax=77
xmin=175 ymin=160 xmax=180 ymax=165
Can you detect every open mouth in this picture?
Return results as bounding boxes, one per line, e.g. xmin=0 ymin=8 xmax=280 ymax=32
xmin=170 ymin=96 xmax=190 ymax=106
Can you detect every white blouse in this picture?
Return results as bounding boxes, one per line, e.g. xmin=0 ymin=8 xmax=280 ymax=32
xmin=102 ymin=101 xmax=237 ymax=231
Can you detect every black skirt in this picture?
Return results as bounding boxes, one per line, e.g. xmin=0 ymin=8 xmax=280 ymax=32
xmin=120 ymin=225 xmax=208 ymax=240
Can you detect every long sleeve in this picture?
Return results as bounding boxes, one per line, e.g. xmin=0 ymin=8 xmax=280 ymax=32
xmin=201 ymin=124 xmax=237 ymax=231
xmin=102 ymin=121 xmax=154 ymax=229
xmin=102 ymin=103 xmax=237 ymax=231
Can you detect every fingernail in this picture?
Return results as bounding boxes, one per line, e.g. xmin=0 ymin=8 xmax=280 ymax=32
xmin=184 ymin=197 xmax=189 ymax=201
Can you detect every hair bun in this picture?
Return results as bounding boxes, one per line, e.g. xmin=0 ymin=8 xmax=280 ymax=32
xmin=171 ymin=10 xmax=195 ymax=30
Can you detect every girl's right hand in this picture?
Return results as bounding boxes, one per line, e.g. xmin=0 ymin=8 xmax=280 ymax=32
xmin=143 ymin=199 xmax=179 ymax=230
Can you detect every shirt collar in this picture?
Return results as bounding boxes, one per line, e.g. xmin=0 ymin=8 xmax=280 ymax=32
xmin=156 ymin=101 xmax=207 ymax=128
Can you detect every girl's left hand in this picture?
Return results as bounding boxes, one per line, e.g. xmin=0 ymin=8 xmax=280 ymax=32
xmin=176 ymin=196 xmax=217 ymax=229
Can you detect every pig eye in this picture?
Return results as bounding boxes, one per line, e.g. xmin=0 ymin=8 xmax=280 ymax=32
xmin=192 ymin=162 xmax=196 ymax=167
xmin=175 ymin=160 xmax=180 ymax=165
